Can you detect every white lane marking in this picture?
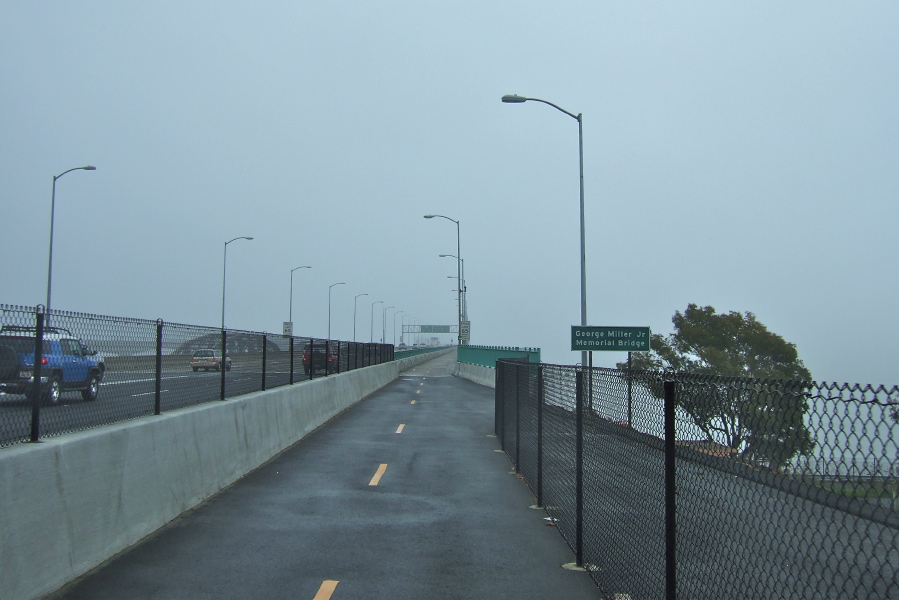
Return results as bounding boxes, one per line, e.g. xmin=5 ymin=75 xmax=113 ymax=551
xmin=104 ymin=375 xmax=192 ymax=386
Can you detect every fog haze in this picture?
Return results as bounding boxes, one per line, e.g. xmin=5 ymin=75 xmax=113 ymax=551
xmin=2 ymin=2 xmax=897 ymax=385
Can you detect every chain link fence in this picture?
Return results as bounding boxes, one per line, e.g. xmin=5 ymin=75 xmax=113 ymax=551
xmin=495 ymin=359 xmax=899 ymax=600
xmin=0 ymin=304 xmax=393 ymax=448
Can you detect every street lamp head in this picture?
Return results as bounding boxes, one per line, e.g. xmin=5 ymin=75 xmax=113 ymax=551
xmin=423 ymin=214 xmax=435 ymax=219
xmin=82 ymin=165 xmax=97 ymax=171
xmin=502 ymin=94 xmax=527 ymax=103
xmin=225 ymin=236 xmax=253 ymax=246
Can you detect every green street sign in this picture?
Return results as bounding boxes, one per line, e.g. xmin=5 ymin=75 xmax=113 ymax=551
xmin=571 ymin=326 xmax=651 ymax=352
xmin=420 ymin=325 xmax=452 ymax=333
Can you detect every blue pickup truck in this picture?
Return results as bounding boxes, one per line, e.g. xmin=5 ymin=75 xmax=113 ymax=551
xmin=0 ymin=325 xmax=104 ymax=404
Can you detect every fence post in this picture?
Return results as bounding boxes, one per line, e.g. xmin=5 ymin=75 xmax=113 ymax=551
xmin=497 ymin=362 xmax=505 ymax=443
xmin=627 ymin=352 xmax=633 ymax=427
xmin=575 ymin=369 xmax=584 ymax=566
xmin=309 ymin=339 xmax=316 ymax=380
xmin=289 ymin=337 xmax=295 ymax=384
xmin=494 ymin=362 xmax=502 ymax=439
xmin=515 ymin=363 xmax=521 ymax=472
xmin=664 ymin=379 xmax=677 ymax=600
xmin=29 ymin=307 xmax=44 ymax=443
xmin=261 ymin=334 xmax=267 ymax=391
xmin=220 ymin=329 xmax=227 ymax=401
xmin=155 ymin=319 xmax=163 ymax=415
xmin=336 ymin=341 xmax=341 ymax=374
xmin=537 ymin=364 xmax=544 ymax=508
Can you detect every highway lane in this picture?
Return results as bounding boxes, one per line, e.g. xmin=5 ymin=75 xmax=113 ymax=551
xmin=0 ymin=362 xmax=329 ymax=447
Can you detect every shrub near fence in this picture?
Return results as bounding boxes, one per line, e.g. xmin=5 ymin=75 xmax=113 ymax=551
xmin=0 ymin=304 xmax=393 ymax=448
xmin=495 ymin=360 xmax=898 ymax=600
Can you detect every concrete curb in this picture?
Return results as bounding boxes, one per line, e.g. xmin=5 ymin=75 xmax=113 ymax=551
xmin=455 ymin=362 xmax=496 ymax=388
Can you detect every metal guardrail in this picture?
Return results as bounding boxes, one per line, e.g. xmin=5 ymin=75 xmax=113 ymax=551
xmin=495 ymin=360 xmax=898 ymax=600
xmin=0 ymin=304 xmax=393 ymax=448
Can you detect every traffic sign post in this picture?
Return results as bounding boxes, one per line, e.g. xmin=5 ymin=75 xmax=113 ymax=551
xmin=571 ymin=326 xmax=651 ymax=352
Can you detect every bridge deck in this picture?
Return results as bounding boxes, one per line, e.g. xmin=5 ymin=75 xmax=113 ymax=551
xmin=50 ymin=352 xmax=598 ymax=599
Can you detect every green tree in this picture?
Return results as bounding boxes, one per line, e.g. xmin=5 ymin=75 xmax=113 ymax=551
xmin=617 ymin=304 xmax=815 ymax=470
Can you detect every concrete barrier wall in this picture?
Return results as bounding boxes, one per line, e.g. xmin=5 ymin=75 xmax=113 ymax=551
xmin=456 ymin=361 xmax=496 ymax=388
xmin=0 ymin=351 xmax=448 ymax=600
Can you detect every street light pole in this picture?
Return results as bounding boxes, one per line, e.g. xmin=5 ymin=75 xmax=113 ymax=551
xmin=353 ymin=293 xmax=368 ymax=342
xmin=440 ymin=254 xmax=466 ymax=322
xmin=46 ymin=165 xmax=96 ymax=321
xmin=393 ymin=310 xmax=403 ymax=346
xmin=370 ymin=300 xmax=383 ymax=343
xmin=382 ymin=306 xmax=394 ymax=344
xmin=425 ymin=214 xmax=462 ymax=345
xmin=502 ymin=94 xmax=587 ymax=366
xmin=289 ymin=266 xmax=311 ymax=330
xmin=328 ymin=282 xmax=346 ymax=342
xmin=222 ymin=236 xmax=254 ymax=330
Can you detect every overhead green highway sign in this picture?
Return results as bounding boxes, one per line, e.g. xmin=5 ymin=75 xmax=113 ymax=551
xmin=420 ymin=325 xmax=452 ymax=333
xmin=571 ymin=326 xmax=651 ymax=352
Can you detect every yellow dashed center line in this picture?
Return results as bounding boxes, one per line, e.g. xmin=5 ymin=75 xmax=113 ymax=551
xmin=313 ymin=580 xmax=339 ymax=600
xmin=411 ymin=400 xmax=416 ymax=404
xmin=396 ymin=424 xmax=405 ymax=434
xmin=369 ymin=463 xmax=388 ymax=486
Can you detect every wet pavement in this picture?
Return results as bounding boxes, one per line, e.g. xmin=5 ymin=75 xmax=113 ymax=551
xmin=49 ymin=352 xmax=599 ymax=599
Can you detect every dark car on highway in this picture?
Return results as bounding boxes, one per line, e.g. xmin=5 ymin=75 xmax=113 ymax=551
xmin=302 ymin=342 xmax=336 ymax=375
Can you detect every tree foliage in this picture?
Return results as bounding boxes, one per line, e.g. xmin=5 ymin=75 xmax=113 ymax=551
xmin=617 ymin=304 xmax=815 ymax=470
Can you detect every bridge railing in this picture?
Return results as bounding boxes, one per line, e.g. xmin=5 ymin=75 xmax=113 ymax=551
xmin=495 ymin=359 xmax=898 ymax=600
xmin=0 ymin=304 xmax=393 ymax=448
xmin=457 ymin=344 xmax=540 ymax=367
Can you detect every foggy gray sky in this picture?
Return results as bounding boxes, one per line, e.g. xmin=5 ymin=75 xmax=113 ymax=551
xmin=2 ymin=2 xmax=897 ymax=385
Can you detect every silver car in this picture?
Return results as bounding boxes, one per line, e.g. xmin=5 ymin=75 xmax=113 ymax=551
xmin=189 ymin=349 xmax=232 ymax=372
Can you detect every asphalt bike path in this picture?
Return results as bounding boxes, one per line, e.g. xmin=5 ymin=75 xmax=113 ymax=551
xmin=50 ymin=352 xmax=599 ymax=599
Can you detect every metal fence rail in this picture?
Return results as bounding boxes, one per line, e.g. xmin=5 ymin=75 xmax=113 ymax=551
xmin=496 ymin=360 xmax=899 ymax=600
xmin=0 ymin=304 xmax=393 ymax=448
